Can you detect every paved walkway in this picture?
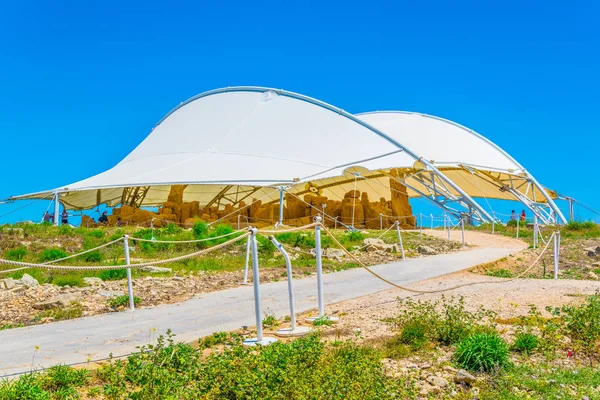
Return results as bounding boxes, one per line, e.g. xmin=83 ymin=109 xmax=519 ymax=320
xmin=0 ymin=245 xmax=521 ymax=377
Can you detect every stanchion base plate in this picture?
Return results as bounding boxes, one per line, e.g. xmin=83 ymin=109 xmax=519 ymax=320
xmin=275 ymin=326 xmax=312 ymax=337
xmin=305 ymin=315 xmax=339 ymax=324
xmin=242 ymin=337 xmax=278 ymax=347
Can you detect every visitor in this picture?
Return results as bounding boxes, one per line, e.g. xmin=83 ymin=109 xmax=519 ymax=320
xmin=61 ymin=210 xmax=69 ymax=225
xmin=510 ymin=210 xmax=517 ymax=221
xmin=520 ymin=210 xmax=526 ymax=222
xmin=43 ymin=211 xmax=53 ymax=223
xmin=116 ymin=217 xmax=122 ymax=226
xmin=98 ymin=211 xmax=109 ymax=224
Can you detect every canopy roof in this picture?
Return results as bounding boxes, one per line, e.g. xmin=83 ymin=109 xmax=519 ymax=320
xmin=9 ymin=86 xmax=563 ymax=223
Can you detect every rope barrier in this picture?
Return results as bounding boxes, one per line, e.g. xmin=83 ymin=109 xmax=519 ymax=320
xmin=320 ymin=222 xmax=558 ymax=294
xmin=43 ymin=238 xmax=125 ymax=265
xmin=0 ymin=232 xmax=251 ymax=272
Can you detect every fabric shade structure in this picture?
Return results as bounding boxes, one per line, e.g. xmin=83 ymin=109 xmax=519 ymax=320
xmin=9 ymin=86 xmax=566 ymax=225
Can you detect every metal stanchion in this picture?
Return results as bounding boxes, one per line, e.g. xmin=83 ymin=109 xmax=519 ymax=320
xmin=270 ymin=236 xmax=311 ymax=337
xmin=533 ymin=216 xmax=538 ymax=249
xmin=150 ymin=219 xmax=156 ymax=241
xmin=242 ymin=235 xmax=251 ymax=285
xmin=516 ymin=218 xmax=520 ymax=239
xmin=123 ymin=235 xmax=135 ymax=312
xmin=492 ymin=219 xmax=495 ymax=234
xmin=460 ymin=218 xmax=465 ymax=249
xmin=430 ymin=214 xmax=434 ymax=230
xmin=419 ymin=213 xmax=423 ymax=236
xmin=395 ymin=221 xmax=406 ymax=260
xmin=243 ymin=228 xmax=278 ymax=346
xmin=306 ymin=216 xmax=337 ymax=324
xmin=446 ymin=215 xmax=451 ymax=241
xmin=379 ymin=214 xmax=383 ymax=230
xmin=237 ymin=214 xmax=241 ymax=231
xmin=443 ymin=213 xmax=447 ymax=230
xmin=334 ymin=216 xmax=338 ymax=230
xmin=554 ymin=231 xmax=560 ymax=280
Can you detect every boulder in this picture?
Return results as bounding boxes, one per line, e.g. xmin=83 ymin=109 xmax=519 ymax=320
xmin=426 ymin=375 xmax=449 ymax=388
xmin=0 ymin=278 xmax=17 ymax=290
xmin=33 ymin=293 xmax=79 ymax=310
xmin=417 ymin=245 xmax=437 ymax=255
xmin=140 ymin=266 xmax=172 ymax=274
xmin=83 ymin=277 xmax=104 ymax=286
xmin=19 ymin=274 xmax=39 ymax=288
xmin=454 ymin=369 xmax=476 ymax=384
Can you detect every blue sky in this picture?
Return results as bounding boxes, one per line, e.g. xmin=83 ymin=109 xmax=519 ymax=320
xmin=0 ymin=0 xmax=598 ymax=224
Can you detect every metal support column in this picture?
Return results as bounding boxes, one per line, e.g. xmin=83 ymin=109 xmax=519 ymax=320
xmin=460 ymin=218 xmax=465 ymax=249
xmin=123 ymin=235 xmax=135 ymax=312
xmin=395 ymin=221 xmax=406 ymax=260
xmin=242 ymin=235 xmax=251 ymax=285
xmin=419 ymin=213 xmax=423 ymax=236
xmin=53 ymin=192 xmax=60 ymax=226
xmin=553 ymin=231 xmax=561 ymax=280
xmin=533 ymin=215 xmax=538 ymax=249
xmin=306 ymin=216 xmax=337 ymax=323
xmin=278 ymin=186 xmax=284 ymax=227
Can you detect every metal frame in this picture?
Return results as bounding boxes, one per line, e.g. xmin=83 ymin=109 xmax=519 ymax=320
xmin=356 ymin=111 xmax=566 ymax=224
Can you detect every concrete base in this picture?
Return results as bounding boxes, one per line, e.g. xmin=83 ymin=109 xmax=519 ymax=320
xmin=305 ymin=315 xmax=339 ymax=324
xmin=242 ymin=336 xmax=278 ymax=346
xmin=275 ymin=326 xmax=312 ymax=337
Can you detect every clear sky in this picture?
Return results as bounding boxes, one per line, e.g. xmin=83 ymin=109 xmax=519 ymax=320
xmin=0 ymin=0 xmax=598 ymax=223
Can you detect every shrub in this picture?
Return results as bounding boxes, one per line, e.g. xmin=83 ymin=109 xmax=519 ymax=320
xmin=38 ymin=248 xmax=68 ymax=262
xmin=99 ymin=269 xmax=128 ymax=281
xmin=4 ymin=246 xmax=27 ymax=261
xmin=41 ymin=364 xmax=89 ymax=392
xmin=276 ymin=232 xmax=316 ymax=248
xmin=198 ymin=331 xmax=241 ymax=349
xmin=340 ymin=230 xmax=364 ymax=244
xmin=35 ymin=303 xmax=83 ymax=322
xmin=83 ymin=250 xmax=103 ymax=262
xmin=399 ymin=321 xmax=428 ymax=348
xmin=312 ymin=315 xmax=335 ymax=327
xmin=52 ymin=275 xmax=84 ymax=287
xmin=108 ymin=295 xmax=141 ymax=309
xmin=559 ymin=293 xmax=600 ymax=363
xmin=512 ymin=332 xmax=539 ymax=354
xmin=454 ymin=332 xmax=510 ymax=372
xmin=566 ymin=221 xmax=596 ymax=231
xmin=262 ymin=313 xmax=279 ymax=329
xmin=486 ymin=269 xmax=512 ymax=278
xmin=193 ymin=221 xmax=209 ymax=239
xmin=86 ymin=229 xmax=104 ymax=238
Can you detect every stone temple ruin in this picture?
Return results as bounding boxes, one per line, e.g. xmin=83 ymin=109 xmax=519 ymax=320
xmin=81 ymin=178 xmax=416 ymax=229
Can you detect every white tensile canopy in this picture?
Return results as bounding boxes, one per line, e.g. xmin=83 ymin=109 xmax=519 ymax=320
xmin=10 ymin=86 xmax=566 ymax=224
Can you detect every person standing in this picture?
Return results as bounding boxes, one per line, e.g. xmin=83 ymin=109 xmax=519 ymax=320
xmin=61 ymin=210 xmax=69 ymax=225
xmin=510 ymin=210 xmax=517 ymax=221
xmin=520 ymin=210 xmax=526 ymax=222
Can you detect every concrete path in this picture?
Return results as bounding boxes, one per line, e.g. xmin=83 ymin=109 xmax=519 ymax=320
xmin=0 ymin=245 xmax=521 ymax=377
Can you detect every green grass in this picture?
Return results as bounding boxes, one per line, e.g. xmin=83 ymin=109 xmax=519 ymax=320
xmin=454 ymin=332 xmax=510 ymax=372
xmin=52 ymin=275 xmax=85 ymax=287
xmin=485 ymin=268 xmax=513 ymax=278
xmin=34 ymin=303 xmax=83 ymax=322
xmin=512 ymin=332 xmax=539 ymax=354
xmin=108 ymin=295 xmax=141 ymax=309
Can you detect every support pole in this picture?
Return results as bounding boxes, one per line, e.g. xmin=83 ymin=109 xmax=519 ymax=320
xmin=443 ymin=212 xmax=447 ymax=230
xmin=269 ymin=236 xmax=311 ymax=337
xmin=242 ymin=235 xmax=251 ymax=285
xmin=460 ymin=218 xmax=465 ymax=249
xmin=516 ymin=218 xmax=520 ymax=239
xmin=553 ymin=231 xmax=560 ymax=280
xmin=53 ymin=192 xmax=60 ymax=226
xmin=446 ymin=215 xmax=451 ymax=241
xmin=419 ymin=213 xmax=423 ymax=236
xmin=237 ymin=214 xmax=241 ymax=230
xmin=492 ymin=218 xmax=495 ymax=234
xmin=150 ymin=219 xmax=155 ymax=241
xmin=243 ymin=228 xmax=277 ymax=346
xmin=395 ymin=221 xmax=406 ymax=260
xmin=334 ymin=217 xmax=338 ymax=230
xmin=568 ymin=197 xmax=574 ymax=222
xmin=430 ymin=214 xmax=433 ymax=229
xmin=379 ymin=214 xmax=383 ymax=230
xmin=278 ymin=186 xmax=284 ymax=227
xmin=533 ymin=215 xmax=538 ymax=249
xmin=123 ymin=235 xmax=135 ymax=312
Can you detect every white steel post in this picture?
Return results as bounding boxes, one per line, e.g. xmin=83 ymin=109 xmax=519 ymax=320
xmin=379 ymin=214 xmax=383 ymax=230
xmin=334 ymin=217 xmax=338 ymax=230
xmin=237 ymin=214 xmax=241 ymax=230
xmin=150 ymin=219 xmax=155 ymax=241
xmin=430 ymin=214 xmax=433 ymax=229
xmin=533 ymin=215 xmax=538 ymax=249
xmin=242 ymin=235 xmax=251 ymax=285
xmin=492 ymin=219 xmax=495 ymax=234
xmin=269 ymin=237 xmax=312 ymax=337
xmin=243 ymin=228 xmax=278 ymax=346
xmin=446 ymin=215 xmax=451 ymax=241
xmin=443 ymin=212 xmax=447 ymax=230
xmin=278 ymin=186 xmax=284 ymax=227
xmin=123 ymin=235 xmax=135 ymax=312
xmin=53 ymin=192 xmax=60 ymax=226
xmin=553 ymin=231 xmax=560 ymax=280
xmin=516 ymin=218 xmax=520 ymax=239
xmin=568 ymin=198 xmax=574 ymax=222
xmin=419 ymin=213 xmax=423 ymax=236
xmin=395 ymin=221 xmax=406 ymax=260
xmin=315 ymin=216 xmax=324 ymax=317
xmin=460 ymin=218 xmax=465 ymax=249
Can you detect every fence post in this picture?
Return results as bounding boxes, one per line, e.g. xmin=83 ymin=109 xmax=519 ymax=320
xmin=446 ymin=215 xmax=451 ymax=241
xmin=492 ymin=218 xmax=495 ymax=234
xmin=150 ymin=219 xmax=156 ymax=241
xmin=306 ymin=216 xmax=337 ymax=324
xmin=460 ymin=218 xmax=465 ymax=249
xmin=379 ymin=214 xmax=383 ymax=230
xmin=123 ymin=235 xmax=135 ymax=312
xmin=533 ymin=215 xmax=538 ymax=249
xmin=430 ymin=214 xmax=433 ymax=229
xmin=443 ymin=213 xmax=447 ymax=230
xmin=237 ymin=214 xmax=241 ymax=230
xmin=553 ymin=231 xmax=560 ymax=280
xmin=269 ymin=236 xmax=311 ymax=337
xmin=419 ymin=213 xmax=423 ymax=236
xmin=334 ymin=216 xmax=338 ymax=230
xmin=243 ymin=228 xmax=278 ymax=346
xmin=278 ymin=186 xmax=285 ymax=227
xmin=242 ymin=235 xmax=251 ymax=285
xmin=516 ymin=218 xmax=520 ymax=239
xmin=395 ymin=221 xmax=406 ymax=260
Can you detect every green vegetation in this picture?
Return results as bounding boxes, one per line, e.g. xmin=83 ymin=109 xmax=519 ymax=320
xmin=38 ymin=248 xmax=68 ymax=262
xmin=3 ymin=246 xmax=27 ymax=261
xmin=108 ymin=295 xmax=141 ymax=309
xmin=312 ymin=315 xmax=335 ymax=327
xmin=512 ymin=332 xmax=539 ymax=354
xmin=99 ymin=269 xmax=128 ymax=281
xmin=34 ymin=303 xmax=83 ymax=322
xmin=485 ymin=268 xmax=512 ymax=278
xmin=52 ymin=275 xmax=84 ymax=287
xmin=454 ymin=332 xmax=510 ymax=372
xmin=262 ymin=313 xmax=279 ymax=329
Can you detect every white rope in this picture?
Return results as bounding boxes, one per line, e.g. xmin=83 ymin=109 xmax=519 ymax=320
xmin=132 ymin=230 xmax=244 ymax=243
